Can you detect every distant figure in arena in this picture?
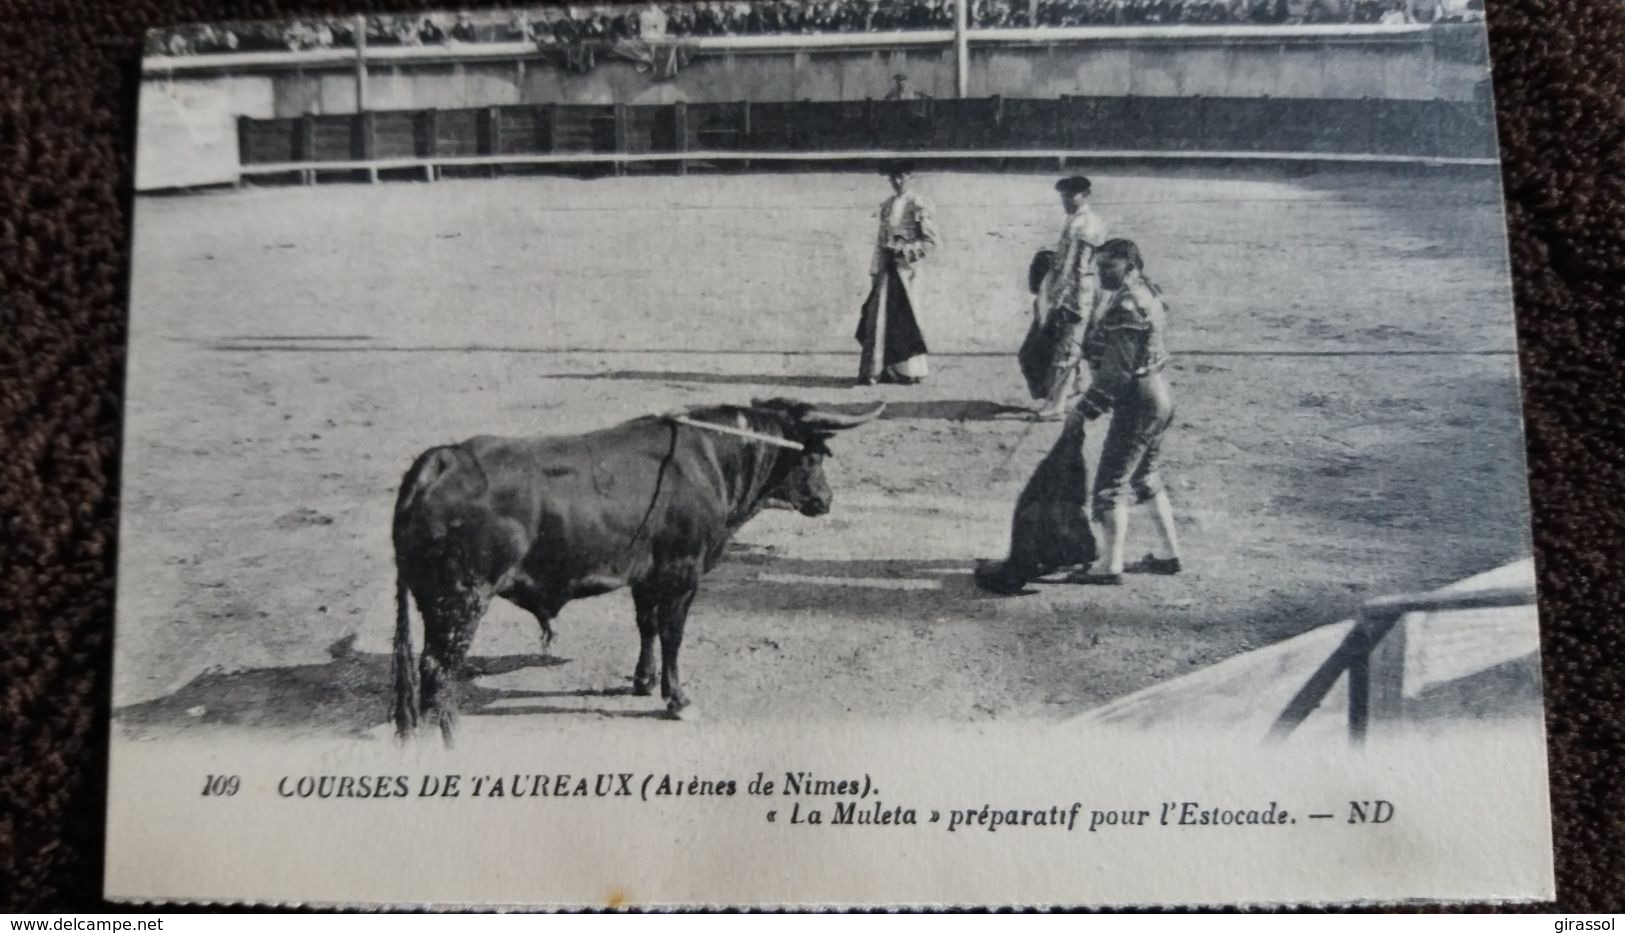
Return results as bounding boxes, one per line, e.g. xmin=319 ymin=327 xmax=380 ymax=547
xmin=1408 ymin=0 xmax=1443 ymax=21
xmin=508 ymin=12 xmax=537 ymax=42
xmin=638 ymin=2 xmax=669 ymax=38
xmin=418 ymin=17 xmax=448 ymax=44
xmin=884 ymin=73 xmax=929 ymax=100
xmin=1304 ymin=0 xmax=1345 ymax=23
xmin=1378 ymin=0 xmax=1414 ymax=23
xmin=856 ymin=161 xmax=939 ymax=386
xmin=1032 ymin=174 xmax=1107 ymax=420
xmin=1068 ymin=238 xmax=1183 ymax=585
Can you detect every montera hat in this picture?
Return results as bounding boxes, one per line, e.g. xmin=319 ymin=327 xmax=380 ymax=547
xmin=1055 ymin=174 xmax=1092 ymax=196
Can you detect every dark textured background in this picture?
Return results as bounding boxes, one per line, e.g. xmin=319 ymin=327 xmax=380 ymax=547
xmin=1 ymin=0 xmax=1621 ymax=912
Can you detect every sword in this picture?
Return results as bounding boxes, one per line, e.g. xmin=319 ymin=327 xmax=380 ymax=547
xmin=992 ymin=354 xmax=1087 ymax=482
xmin=991 ymin=414 xmax=1049 ymax=482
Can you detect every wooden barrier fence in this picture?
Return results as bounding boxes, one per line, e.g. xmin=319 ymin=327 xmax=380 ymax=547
xmin=1266 ymin=584 xmax=1539 ymax=747
xmin=235 ymin=93 xmax=1498 ymax=183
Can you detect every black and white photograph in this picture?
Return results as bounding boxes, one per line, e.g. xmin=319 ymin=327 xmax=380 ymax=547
xmin=104 ymin=0 xmax=1554 ymax=908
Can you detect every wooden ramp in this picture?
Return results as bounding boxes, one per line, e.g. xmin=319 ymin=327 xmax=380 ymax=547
xmin=1077 ymin=559 xmax=1542 ymax=743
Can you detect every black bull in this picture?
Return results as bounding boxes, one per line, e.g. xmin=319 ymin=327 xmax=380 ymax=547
xmin=391 ymin=398 xmax=885 ymax=742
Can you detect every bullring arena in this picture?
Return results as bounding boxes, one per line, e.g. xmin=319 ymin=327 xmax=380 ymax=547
xmin=111 ymin=162 xmax=1538 ymax=738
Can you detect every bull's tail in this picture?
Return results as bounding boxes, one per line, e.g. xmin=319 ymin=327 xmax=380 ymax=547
xmin=392 ymin=573 xmax=420 ymax=737
xmin=391 ymin=445 xmax=486 ymax=740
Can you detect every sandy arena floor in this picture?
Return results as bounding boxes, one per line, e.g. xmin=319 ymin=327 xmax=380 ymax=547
xmin=110 ymin=167 xmax=1533 ymax=736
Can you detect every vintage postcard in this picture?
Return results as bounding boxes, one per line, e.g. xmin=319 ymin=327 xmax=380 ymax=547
xmin=109 ymin=0 xmax=1551 ymax=909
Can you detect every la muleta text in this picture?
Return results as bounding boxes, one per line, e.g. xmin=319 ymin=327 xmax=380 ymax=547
xmin=239 ymin=770 xmax=1394 ymax=833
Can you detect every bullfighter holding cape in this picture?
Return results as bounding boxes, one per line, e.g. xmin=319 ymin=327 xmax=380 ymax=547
xmin=857 ymin=161 xmax=939 ymax=385
xmin=1025 ymin=175 xmax=1107 ymax=418
xmin=978 ymin=236 xmax=1182 ymax=595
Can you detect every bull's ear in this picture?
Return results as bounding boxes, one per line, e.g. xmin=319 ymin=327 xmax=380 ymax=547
xmin=799 ymin=402 xmax=886 ymax=431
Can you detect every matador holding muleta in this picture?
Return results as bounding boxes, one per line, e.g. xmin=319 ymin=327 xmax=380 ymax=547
xmin=848 ymin=166 xmax=1183 ymax=595
xmin=976 ymin=174 xmax=1185 ymax=594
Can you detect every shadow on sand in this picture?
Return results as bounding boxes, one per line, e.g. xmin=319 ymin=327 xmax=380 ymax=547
xmin=543 ymin=370 xmax=854 ymax=390
xmin=465 ymin=685 xmax=672 ymax=721
xmin=111 ymin=557 xmax=1020 ymax=737
xmin=874 ymin=400 xmax=1034 ymax=421
xmin=109 ymin=635 xmax=665 ymax=738
xmin=111 ymin=558 xmax=1540 ymax=735
xmin=705 ymin=553 xmax=1038 ymax=621
xmin=540 ymin=372 xmax=1035 ymax=422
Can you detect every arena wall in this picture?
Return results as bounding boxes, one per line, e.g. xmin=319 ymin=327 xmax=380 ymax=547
xmin=137 ymin=26 xmax=1494 ymax=190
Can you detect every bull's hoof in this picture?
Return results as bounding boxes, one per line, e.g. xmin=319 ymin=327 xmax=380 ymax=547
xmin=436 ymin=715 xmax=458 ymax=749
xmin=392 ymin=702 xmax=419 ymax=739
xmin=665 ymin=698 xmax=696 ymax=721
xmin=632 ymin=678 xmax=655 ymax=697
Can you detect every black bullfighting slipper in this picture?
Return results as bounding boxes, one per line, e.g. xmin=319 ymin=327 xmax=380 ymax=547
xmin=1064 ymin=570 xmax=1124 ymax=586
xmin=1128 ymin=554 xmax=1183 ymax=575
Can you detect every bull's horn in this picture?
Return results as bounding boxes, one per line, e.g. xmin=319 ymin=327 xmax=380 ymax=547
xmin=800 ymin=402 xmax=887 ymax=431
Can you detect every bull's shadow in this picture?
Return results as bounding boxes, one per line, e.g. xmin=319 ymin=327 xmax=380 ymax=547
xmin=111 ymin=635 xmax=608 ymax=739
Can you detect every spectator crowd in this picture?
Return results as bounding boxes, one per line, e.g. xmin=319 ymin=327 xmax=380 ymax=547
xmin=149 ymin=0 xmax=1484 ymax=55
